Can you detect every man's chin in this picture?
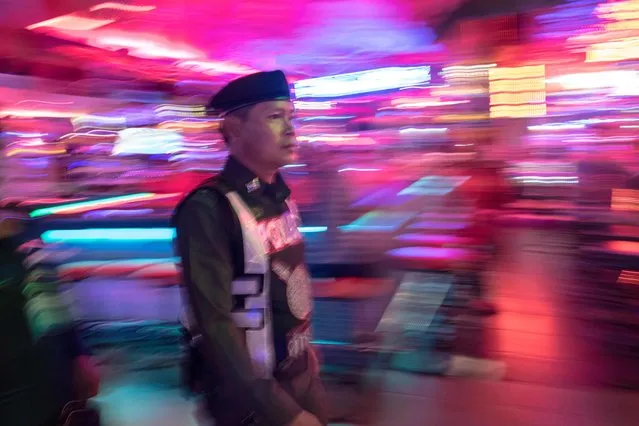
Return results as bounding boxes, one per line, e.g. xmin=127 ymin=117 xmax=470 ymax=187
xmin=280 ymin=151 xmax=298 ymax=166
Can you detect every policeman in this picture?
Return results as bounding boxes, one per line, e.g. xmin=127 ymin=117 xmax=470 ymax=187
xmin=173 ymin=71 xmax=327 ymax=426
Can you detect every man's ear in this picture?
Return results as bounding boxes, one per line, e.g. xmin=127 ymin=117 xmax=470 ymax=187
xmin=223 ymin=114 xmax=245 ymax=142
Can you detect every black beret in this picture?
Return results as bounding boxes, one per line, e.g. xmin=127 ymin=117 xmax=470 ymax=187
xmin=207 ymin=70 xmax=291 ymax=116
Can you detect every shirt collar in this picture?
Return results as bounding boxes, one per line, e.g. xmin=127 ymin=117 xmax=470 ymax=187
xmin=221 ymin=156 xmax=291 ymax=203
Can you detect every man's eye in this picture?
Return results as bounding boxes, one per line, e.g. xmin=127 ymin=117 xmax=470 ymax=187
xmin=268 ymin=113 xmax=282 ymax=119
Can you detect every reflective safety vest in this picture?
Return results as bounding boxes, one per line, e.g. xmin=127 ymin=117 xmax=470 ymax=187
xmin=181 ymin=188 xmax=302 ymax=378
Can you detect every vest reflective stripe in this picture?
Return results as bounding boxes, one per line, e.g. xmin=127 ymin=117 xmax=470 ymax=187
xmin=226 ymin=192 xmax=268 ymax=275
xmin=224 ymin=191 xmax=274 ymax=378
xmin=232 ymin=276 xmax=261 ymax=295
xmin=230 ymin=311 xmax=264 ymax=329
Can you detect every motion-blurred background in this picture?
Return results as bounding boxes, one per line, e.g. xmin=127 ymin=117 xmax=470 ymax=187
xmin=1 ymin=0 xmax=639 ymax=425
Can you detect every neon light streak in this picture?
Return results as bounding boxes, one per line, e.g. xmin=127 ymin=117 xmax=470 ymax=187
xmin=90 ymin=3 xmax=156 ymax=12
xmin=42 ymin=228 xmax=175 ymax=243
xmin=442 ymin=64 xmax=496 ymax=72
xmin=390 ymin=99 xmax=469 ymax=109
xmin=0 ymin=109 xmax=86 ymax=119
xmin=512 ymin=176 xmax=579 ymax=184
xmin=586 ymin=38 xmax=639 ymax=63
xmin=547 ymin=71 xmax=639 ymax=91
xmin=4 ymin=132 xmax=48 ymax=137
xmin=154 ymin=105 xmax=207 ymax=118
xmin=311 ymin=340 xmax=348 ymax=346
xmin=399 ymin=127 xmax=448 ymax=134
xmin=59 ymin=258 xmax=178 ymax=268
xmin=398 ymin=176 xmax=470 ymax=196
xmin=294 ymin=66 xmax=431 ymax=98
xmin=300 ymin=116 xmax=355 ymax=121
xmin=113 ymin=128 xmax=184 ymax=155
xmin=176 ymin=60 xmax=257 ymax=75
xmin=71 ymin=115 xmax=126 ymax=129
xmin=612 ymin=189 xmax=639 ymax=212
xmin=294 ymin=101 xmax=335 ymax=110
xmin=337 ymin=168 xmax=381 ymax=173
xmin=340 ymin=211 xmax=415 ymax=232
xmin=618 ymin=270 xmax=639 ymax=286
xmin=13 ymin=138 xmax=44 ymax=146
xmin=156 ymin=121 xmax=217 ymax=130
xmin=41 ymin=226 xmax=328 ymax=243
xmin=528 ymin=124 xmax=586 ymax=131
xmin=6 ymin=147 xmax=66 ymax=157
xmin=297 ymin=134 xmax=376 ymax=146
xmin=91 ymin=36 xmax=203 ymax=60
xmin=30 ymin=193 xmax=156 ymax=218
xmin=18 ymin=198 xmax=87 ymax=207
xmin=60 ymin=130 xmax=119 ymax=140
xmin=27 ymin=16 xmax=115 ymax=31
xmin=299 ymin=226 xmax=328 ymax=233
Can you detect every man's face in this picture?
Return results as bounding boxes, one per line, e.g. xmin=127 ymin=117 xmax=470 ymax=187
xmin=235 ymin=100 xmax=297 ymax=168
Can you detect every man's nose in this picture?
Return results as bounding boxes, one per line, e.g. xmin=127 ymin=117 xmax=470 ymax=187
xmin=284 ymin=118 xmax=296 ymax=135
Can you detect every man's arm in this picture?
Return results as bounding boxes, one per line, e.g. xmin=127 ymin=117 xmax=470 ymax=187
xmin=176 ymin=190 xmax=303 ymax=426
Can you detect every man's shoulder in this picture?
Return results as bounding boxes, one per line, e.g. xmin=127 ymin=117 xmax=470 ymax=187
xmin=172 ymin=176 xmax=234 ymax=225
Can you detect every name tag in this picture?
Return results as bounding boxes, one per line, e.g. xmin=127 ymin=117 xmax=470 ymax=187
xmin=256 ymin=211 xmax=302 ymax=254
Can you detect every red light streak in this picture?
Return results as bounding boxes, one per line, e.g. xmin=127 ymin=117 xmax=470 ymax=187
xmin=27 ymin=15 xmax=115 ymax=31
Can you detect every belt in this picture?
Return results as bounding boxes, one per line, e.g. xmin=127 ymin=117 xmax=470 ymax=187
xmin=185 ymin=329 xmax=311 ymax=379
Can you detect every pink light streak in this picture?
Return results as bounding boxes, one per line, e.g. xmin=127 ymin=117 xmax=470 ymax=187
xmin=27 ymin=16 xmax=115 ymax=31
xmin=60 ymin=130 xmax=120 ymax=140
xmin=0 ymin=109 xmax=87 ymax=119
xmin=90 ymin=3 xmax=156 ymax=12
xmin=294 ymin=101 xmax=335 ymax=110
xmin=90 ymin=35 xmax=204 ymax=60
xmin=298 ymin=134 xmax=376 ymax=146
xmin=389 ymin=98 xmax=470 ymax=109
xmin=176 ymin=60 xmax=258 ymax=76
xmin=18 ymin=138 xmax=45 ymax=147
xmin=17 ymin=198 xmax=87 ymax=207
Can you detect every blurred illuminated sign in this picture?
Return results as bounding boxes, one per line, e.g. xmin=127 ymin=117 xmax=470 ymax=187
xmin=586 ymin=38 xmax=639 ymax=62
xmin=441 ymin=64 xmax=496 ymax=85
xmin=293 ymin=66 xmax=431 ymax=98
xmin=547 ymin=70 xmax=639 ymax=97
xmin=547 ymin=71 xmax=639 ymax=91
xmin=398 ymin=176 xmax=470 ymax=196
xmin=611 ymin=188 xmax=639 ymax=212
xmin=113 ymin=128 xmax=184 ymax=156
xmin=489 ymin=65 xmax=546 ymax=119
xmin=618 ymin=270 xmax=639 ymax=286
